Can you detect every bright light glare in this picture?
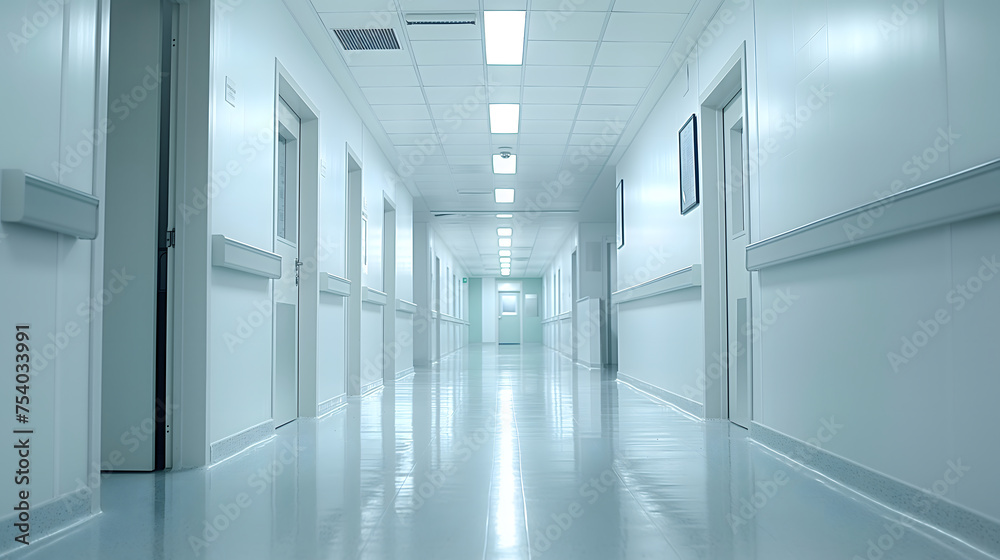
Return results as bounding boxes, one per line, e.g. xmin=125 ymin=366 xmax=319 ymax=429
xmin=501 ymin=270 xmax=511 ymax=276
xmin=493 ymin=155 xmax=517 ymax=175
xmin=499 ymin=238 xmax=512 ymax=247
xmin=485 ymin=11 xmax=526 ymax=65
xmin=497 ymin=227 xmax=513 ymax=237
xmin=499 ymin=250 xmax=511 ymax=257
xmin=489 ymin=104 xmax=520 ymax=134
xmin=495 ymin=188 xmax=515 ymax=203
xmin=500 ymin=257 xmax=511 ymax=264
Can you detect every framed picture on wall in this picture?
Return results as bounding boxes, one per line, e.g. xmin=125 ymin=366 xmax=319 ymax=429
xmin=679 ymin=114 xmax=700 ymax=215
xmin=616 ymin=179 xmax=625 ymax=249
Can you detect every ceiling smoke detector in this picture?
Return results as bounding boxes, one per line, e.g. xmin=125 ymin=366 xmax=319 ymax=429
xmin=499 ymin=148 xmax=513 ymax=159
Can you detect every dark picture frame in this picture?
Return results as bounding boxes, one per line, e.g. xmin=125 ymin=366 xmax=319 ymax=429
xmin=679 ymin=114 xmax=700 ymax=215
xmin=616 ymin=179 xmax=625 ymax=248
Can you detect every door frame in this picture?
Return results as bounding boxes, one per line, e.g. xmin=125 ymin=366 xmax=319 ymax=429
xmin=346 ymin=145 xmax=363 ymax=395
xmin=699 ymin=43 xmax=750 ymax=421
xmin=273 ymin=62 xmax=320 ymax=418
xmin=382 ymin=195 xmax=397 ymax=383
xmin=497 ymin=282 xmax=523 ymax=345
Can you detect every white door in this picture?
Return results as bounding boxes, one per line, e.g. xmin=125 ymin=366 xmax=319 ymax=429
xmin=724 ymin=92 xmax=751 ymax=429
xmin=274 ymin=99 xmax=301 ymax=428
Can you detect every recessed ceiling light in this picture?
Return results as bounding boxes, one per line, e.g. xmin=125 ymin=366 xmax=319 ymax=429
xmin=501 ymin=270 xmax=511 ymax=276
xmin=484 ymin=11 xmax=525 ymax=65
xmin=493 ymin=154 xmax=517 ymax=175
xmin=499 ymin=250 xmax=511 ymax=257
xmin=499 ymin=238 xmax=512 ymax=247
xmin=497 ymin=227 xmax=513 ymax=237
xmin=489 ymin=104 xmax=520 ymax=134
xmin=495 ymin=188 xmax=515 ymax=203
xmin=496 ymin=214 xmax=513 ymax=219
xmin=500 ymin=257 xmax=511 ymax=264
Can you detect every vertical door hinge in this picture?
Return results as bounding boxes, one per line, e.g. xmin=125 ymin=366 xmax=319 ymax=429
xmin=295 ymin=259 xmax=303 ymax=286
xmin=166 ymin=228 xmax=176 ymax=249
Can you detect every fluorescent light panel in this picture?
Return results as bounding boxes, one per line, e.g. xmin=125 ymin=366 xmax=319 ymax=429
xmin=498 ymin=238 xmax=512 ymax=247
xmin=499 ymin=250 xmax=511 ymax=257
xmin=501 ymin=270 xmax=511 ymax=276
xmin=497 ymin=214 xmax=513 ymax=219
xmin=497 ymin=227 xmax=513 ymax=237
xmin=484 ymin=11 xmax=525 ymax=65
xmin=489 ymin=104 xmax=520 ymax=134
xmin=493 ymin=155 xmax=517 ymax=175
xmin=500 ymin=257 xmax=511 ymax=263
xmin=495 ymin=188 xmax=515 ymax=203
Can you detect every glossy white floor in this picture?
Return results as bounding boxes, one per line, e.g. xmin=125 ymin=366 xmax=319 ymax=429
xmin=9 ymin=345 xmax=993 ymax=560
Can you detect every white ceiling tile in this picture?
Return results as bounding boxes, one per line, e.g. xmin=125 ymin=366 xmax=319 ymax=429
xmin=582 ymin=87 xmax=645 ymax=104
xmin=436 ymin=119 xmax=489 ymax=135
xmin=531 ymin=0 xmax=612 ymax=9
xmin=488 ymin=86 xmax=522 ymax=103
xmin=528 ymin=11 xmax=606 ymax=41
xmin=491 ymin=134 xmax=519 ymax=147
xmin=524 ymin=65 xmax=590 ymax=87
xmin=520 ymin=120 xmax=575 ymax=134
xmin=612 ymin=0 xmax=697 ymax=12
xmin=440 ymin=133 xmax=491 ymax=145
xmin=446 ymin=155 xmax=490 ymax=165
xmin=594 ymin=41 xmax=673 ymax=66
xmin=577 ymin=104 xmax=636 ymax=120
xmin=350 ymin=65 xmax=418 ymax=87
xmin=526 ymin=41 xmax=597 ymax=66
xmin=587 ymin=66 xmax=657 ymax=88
xmin=424 ymin=86 xmax=482 ymax=104
xmin=382 ymin=120 xmax=437 ymax=134
xmin=569 ymin=133 xmax=619 ymax=145
xmin=419 ymin=65 xmax=486 ymax=86
xmin=488 ymin=66 xmax=523 ymax=87
xmin=372 ymin=104 xmax=431 ymax=120
xmin=338 ymin=47 xmax=414 ymax=67
xmin=401 ymin=154 xmax=449 ymax=166
xmin=519 ymin=132 xmax=570 ymax=144
xmin=398 ymin=0 xmax=479 ymax=10
xmin=521 ymin=104 xmax=579 ymax=120
xmin=523 ymin=86 xmax=583 ymax=104
xmin=444 ymin=144 xmax=489 ymax=156
xmin=411 ymin=165 xmax=452 ymax=175
xmin=363 ymin=86 xmax=425 ymax=104
xmin=411 ymin=41 xmax=484 ymax=65
xmin=313 ymin=0 xmax=399 ymax=10
xmin=429 ymin=103 xmax=488 ymax=120
xmin=389 ymin=133 xmax=441 ymax=145
xmin=572 ymin=120 xmax=625 ymax=134
xmin=603 ymin=12 xmax=687 ymax=42
xmin=485 ymin=0 xmax=527 ymax=8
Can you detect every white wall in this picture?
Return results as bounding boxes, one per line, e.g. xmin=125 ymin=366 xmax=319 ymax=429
xmin=0 ymin=0 xmax=107 ymax=543
xmin=413 ymin=224 xmax=470 ymax=363
xmin=481 ymin=277 xmax=496 ymax=343
xmin=542 ymin=227 xmax=576 ymax=355
xmin=208 ymin=0 xmax=411 ymax=442
xmin=616 ymin=0 xmax=1000 ymax=524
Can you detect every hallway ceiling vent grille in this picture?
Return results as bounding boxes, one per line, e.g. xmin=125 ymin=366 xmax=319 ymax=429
xmin=405 ymin=13 xmax=477 ymax=26
xmin=333 ymin=28 xmax=401 ymax=51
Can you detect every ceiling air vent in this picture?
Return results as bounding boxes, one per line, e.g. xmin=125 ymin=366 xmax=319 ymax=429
xmin=333 ymin=28 xmax=401 ymax=51
xmin=405 ymin=13 xmax=477 ymax=26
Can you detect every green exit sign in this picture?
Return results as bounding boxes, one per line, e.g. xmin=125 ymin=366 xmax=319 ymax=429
xmin=463 ymin=278 xmax=468 ymax=284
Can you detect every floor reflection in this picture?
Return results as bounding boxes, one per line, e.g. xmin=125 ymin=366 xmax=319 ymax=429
xmin=11 ymin=344 xmax=991 ymax=560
